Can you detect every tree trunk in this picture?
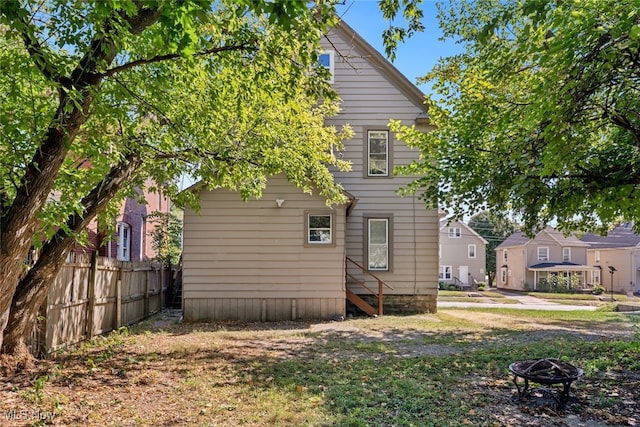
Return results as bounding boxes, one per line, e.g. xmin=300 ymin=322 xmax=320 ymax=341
xmin=1 ymin=153 xmax=142 ymax=355
xmin=0 ymin=3 xmax=159 ymax=352
xmin=1 ymin=237 xmax=75 ymax=357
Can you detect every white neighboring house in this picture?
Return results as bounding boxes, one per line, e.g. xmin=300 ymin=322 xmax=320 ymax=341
xmin=439 ymin=219 xmax=488 ymax=290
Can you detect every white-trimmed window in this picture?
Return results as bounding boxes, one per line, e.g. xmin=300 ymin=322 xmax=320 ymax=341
xmin=367 ymin=130 xmax=389 ymax=176
xmin=307 ymin=213 xmax=332 ymax=244
xmin=468 ymin=244 xmax=476 ymax=259
xmin=368 ymin=218 xmax=389 ymax=270
xmin=500 ymin=267 xmax=507 ymax=284
xmin=448 ymin=227 xmax=461 ymax=238
xmin=140 ymin=221 xmax=145 ymax=261
xmin=563 ymin=247 xmax=571 ymax=262
xmin=592 ymin=269 xmax=601 ymax=285
xmin=117 ymin=222 xmax=131 ymax=261
xmin=503 ymin=249 xmax=508 ymax=261
xmin=440 ymin=265 xmax=452 ymax=280
xmin=537 ymin=247 xmax=549 ymax=261
xmin=595 ymin=250 xmax=601 ymax=264
xmin=318 ymin=51 xmax=334 ymax=83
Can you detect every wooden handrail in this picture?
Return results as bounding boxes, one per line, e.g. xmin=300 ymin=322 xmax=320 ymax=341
xmin=345 ymin=257 xmax=394 ymax=290
xmin=345 ymin=257 xmax=393 ymax=316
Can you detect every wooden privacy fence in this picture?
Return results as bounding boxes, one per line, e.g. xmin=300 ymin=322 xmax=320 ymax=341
xmin=29 ymin=254 xmax=175 ymax=357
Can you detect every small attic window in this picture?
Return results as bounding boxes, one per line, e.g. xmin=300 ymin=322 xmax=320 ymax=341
xmin=318 ymin=51 xmax=334 ymax=83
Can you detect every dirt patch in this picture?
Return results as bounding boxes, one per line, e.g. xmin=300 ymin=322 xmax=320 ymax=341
xmin=1 ymin=309 xmax=638 ymax=426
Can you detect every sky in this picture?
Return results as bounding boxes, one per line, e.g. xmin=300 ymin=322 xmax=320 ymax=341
xmin=335 ymin=0 xmax=463 ymax=95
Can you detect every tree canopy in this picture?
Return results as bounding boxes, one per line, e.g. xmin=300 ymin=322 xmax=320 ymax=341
xmin=0 ymin=0 xmax=355 ymax=356
xmin=392 ymin=0 xmax=640 ymax=234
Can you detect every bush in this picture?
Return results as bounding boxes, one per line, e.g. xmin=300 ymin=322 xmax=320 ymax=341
xmin=593 ymin=284 xmax=606 ymax=295
xmin=477 ymin=285 xmax=485 ymax=291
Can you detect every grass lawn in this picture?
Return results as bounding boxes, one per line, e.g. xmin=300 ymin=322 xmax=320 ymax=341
xmin=1 ymin=309 xmax=638 ymax=426
xmin=530 ymin=292 xmax=629 ymax=302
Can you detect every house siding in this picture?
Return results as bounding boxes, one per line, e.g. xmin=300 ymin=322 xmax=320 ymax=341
xmin=181 ymin=21 xmax=439 ymax=320
xmin=499 ymin=246 xmax=527 ymax=290
xmin=182 ymin=175 xmax=347 ymax=321
xmin=587 ymin=248 xmax=640 ymax=294
xmin=322 ymin=24 xmax=438 ymax=309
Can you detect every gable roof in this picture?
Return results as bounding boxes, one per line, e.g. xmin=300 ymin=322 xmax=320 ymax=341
xmin=497 ymin=226 xmax=589 ymax=249
xmin=496 ymin=231 xmax=529 ymax=249
xmin=581 ymin=223 xmax=640 ymax=249
xmin=330 ymin=19 xmax=428 ymax=116
xmin=439 ymin=219 xmax=489 ymax=244
xmin=544 ymin=227 xmax=590 ymax=247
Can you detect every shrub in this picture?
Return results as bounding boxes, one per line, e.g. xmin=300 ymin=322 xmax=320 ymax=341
xmin=593 ymin=284 xmax=606 ymax=295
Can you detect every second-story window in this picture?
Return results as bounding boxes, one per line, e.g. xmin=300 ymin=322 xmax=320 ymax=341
xmin=468 ymin=244 xmax=476 ymax=258
xmin=538 ymin=247 xmax=549 ymax=262
xmin=367 ymin=130 xmax=389 ymax=176
xmin=318 ymin=51 xmax=334 ymax=83
xmin=448 ymin=227 xmax=461 ymax=238
xmin=503 ymin=249 xmax=508 ymax=262
xmin=563 ymin=247 xmax=571 ymax=262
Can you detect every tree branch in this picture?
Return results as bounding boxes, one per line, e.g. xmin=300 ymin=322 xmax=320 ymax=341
xmin=0 ymin=1 xmax=59 ymax=82
xmin=100 ymin=43 xmax=257 ymax=78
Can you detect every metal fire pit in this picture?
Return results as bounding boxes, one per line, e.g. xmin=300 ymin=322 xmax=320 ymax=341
xmin=509 ymin=358 xmax=583 ymax=402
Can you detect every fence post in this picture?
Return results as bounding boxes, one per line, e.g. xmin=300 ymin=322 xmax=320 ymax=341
xmin=115 ymin=265 xmax=123 ymax=328
xmin=86 ymin=252 xmax=98 ymax=339
xmin=144 ymin=268 xmax=150 ymax=317
xmin=159 ymin=265 xmax=165 ymax=309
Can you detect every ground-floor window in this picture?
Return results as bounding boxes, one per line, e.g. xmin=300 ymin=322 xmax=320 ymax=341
xmin=439 ymin=265 xmax=452 ymax=280
xmin=307 ymin=213 xmax=333 ymax=244
xmin=366 ymin=217 xmax=390 ymax=271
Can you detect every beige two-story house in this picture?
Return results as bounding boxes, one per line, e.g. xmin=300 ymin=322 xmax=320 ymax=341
xmin=581 ymin=223 xmax=640 ymax=295
xmin=439 ymin=219 xmax=487 ymax=289
xmin=496 ymin=226 xmax=596 ymax=291
xmin=181 ymin=20 xmax=439 ymax=321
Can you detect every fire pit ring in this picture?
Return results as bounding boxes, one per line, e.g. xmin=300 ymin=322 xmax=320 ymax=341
xmin=509 ymin=358 xmax=583 ymax=402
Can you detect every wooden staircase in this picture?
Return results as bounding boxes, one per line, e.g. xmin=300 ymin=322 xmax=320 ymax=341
xmin=345 ymin=257 xmax=393 ymax=317
xmin=346 ymin=289 xmax=378 ymax=316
